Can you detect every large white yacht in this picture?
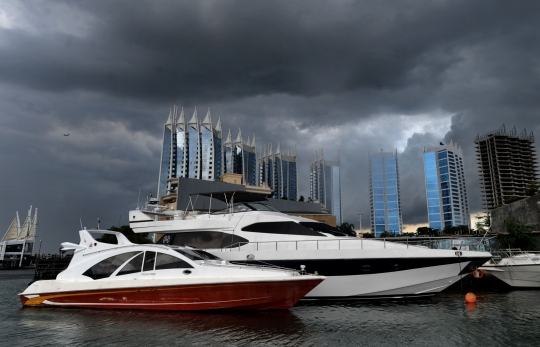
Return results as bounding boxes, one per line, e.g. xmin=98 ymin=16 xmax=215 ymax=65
xmin=20 ymin=229 xmax=324 ymax=310
xmin=130 ymin=191 xmax=492 ymax=299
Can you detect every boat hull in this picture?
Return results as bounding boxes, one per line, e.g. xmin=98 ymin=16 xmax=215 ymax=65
xmin=480 ymin=265 xmax=540 ymax=288
xmin=20 ymin=278 xmax=323 ymax=310
xmin=212 ymin=250 xmax=492 ymax=299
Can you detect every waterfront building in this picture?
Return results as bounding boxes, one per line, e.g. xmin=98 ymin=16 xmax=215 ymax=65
xmin=369 ymin=150 xmax=402 ymax=237
xmin=260 ymin=143 xmax=298 ymax=201
xmin=309 ymin=150 xmax=342 ymax=225
xmin=157 ymin=106 xmax=222 ymax=197
xmin=423 ymin=141 xmax=470 ymax=231
xmin=224 ymin=129 xmax=257 ymax=186
xmin=474 ymin=124 xmax=538 ymax=209
xmin=1 ymin=206 xmax=37 ymax=267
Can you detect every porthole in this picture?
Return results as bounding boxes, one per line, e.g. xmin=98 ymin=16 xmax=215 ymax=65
xmin=395 ymin=264 xmax=399 ymax=270
xmin=362 ymin=265 xmax=371 ymax=272
xmin=183 ymin=270 xmax=192 ymax=275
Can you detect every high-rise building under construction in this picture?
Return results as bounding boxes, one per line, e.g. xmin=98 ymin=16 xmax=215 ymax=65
xmin=474 ymin=124 xmax=538 ymax=210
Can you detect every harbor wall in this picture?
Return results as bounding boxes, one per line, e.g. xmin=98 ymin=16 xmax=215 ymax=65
xmin=490 ymin=194 xmax=540 ymax=232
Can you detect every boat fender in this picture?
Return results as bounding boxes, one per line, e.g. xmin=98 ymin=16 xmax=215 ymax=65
xmin=472 ymin=268 xmax=485 ymax=279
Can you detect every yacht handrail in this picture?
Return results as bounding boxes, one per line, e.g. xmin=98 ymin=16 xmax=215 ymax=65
xmin=208 ymin=236 xmax=496 ymax=252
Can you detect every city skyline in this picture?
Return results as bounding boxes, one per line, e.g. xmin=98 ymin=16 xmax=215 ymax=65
xmin=2 ymin=2 xmax=540 ymax=252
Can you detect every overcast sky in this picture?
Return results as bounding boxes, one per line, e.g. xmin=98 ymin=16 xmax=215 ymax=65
xmin=1 ymin=1 xmax=539 ymax=252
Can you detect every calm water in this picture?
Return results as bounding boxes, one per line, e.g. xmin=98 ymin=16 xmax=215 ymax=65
xmin=2 ymin=270 xmax=540 ymax=346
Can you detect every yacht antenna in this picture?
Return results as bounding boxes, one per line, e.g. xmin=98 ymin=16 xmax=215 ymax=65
xmin=79 ymin=217 xmax=83 ymax=230
xmin=137 ymin=188 xmax=141 ymax=209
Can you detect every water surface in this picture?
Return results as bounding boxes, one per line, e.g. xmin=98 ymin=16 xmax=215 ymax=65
xmin=2 ymin=270 xmax=539 ymax=346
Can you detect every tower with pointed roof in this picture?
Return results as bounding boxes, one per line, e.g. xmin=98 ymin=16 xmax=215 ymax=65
xmin=157 ymin=106 xmax=223 ymax=197
xmin=310 ymin=150 xmax=342 ymax=225
xmin=223 ymin=129 xmax=257 ymax=185
xmin=475 ymin=124 xmax=539 ymax=210
xmin=260 ymin=142 xmax=298 ymax=200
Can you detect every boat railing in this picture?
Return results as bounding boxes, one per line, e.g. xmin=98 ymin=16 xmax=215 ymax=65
xmin=211 ymin=236 xmax=496 ymax=253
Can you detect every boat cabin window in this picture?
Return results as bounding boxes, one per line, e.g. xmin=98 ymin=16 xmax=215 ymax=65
xmin=143 ymin=251 xmax=156 ymax=271
xmin=82 ymin=251 xmax=140 ymax=280
xmin=175 ymin=249 xmax=221 ymax=261
xmin=116 ymin=252 xmax=144 ymax=276
xmin=91 ymin=232 xmax=119 ymax=244
xmin=212 ymin=203 xmax=279 ymax=214
xmin=157 ymin=232 xmax=249 ymax=249
xmin=241 ymin=222 xmax=326 ymax=237
xmin=299 ymin=222 xmax=348 ymax=237
xmin=155 ymin=253 xmax=193 ymax=269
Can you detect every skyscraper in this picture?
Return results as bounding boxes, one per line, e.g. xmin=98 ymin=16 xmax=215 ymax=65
xmin=369 ymin=150 xmax=402 ymax=237
xmin=260 ymin=142 xmax=298 ymax=201
xmin=475 ymin=125 xmax=538 ymax=209
xmin=310 ymin=150 xmax=342 ymax=225
xmin=157 ymin=106 xmax=222 ymax=197
xmin=224 ymin=129 xmax=257 ymax=186
xmin=423 ymin=141 xmax=470 ymax=230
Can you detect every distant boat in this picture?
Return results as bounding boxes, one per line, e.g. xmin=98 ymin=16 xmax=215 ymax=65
xmin=0 ymin=207 xmax=37 ymax=268
xmin=480 ymin=249 xmax=540 ymax=288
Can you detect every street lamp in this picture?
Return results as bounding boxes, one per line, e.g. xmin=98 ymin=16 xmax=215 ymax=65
xmin=358 ymin=212 xmax=364 ymax=234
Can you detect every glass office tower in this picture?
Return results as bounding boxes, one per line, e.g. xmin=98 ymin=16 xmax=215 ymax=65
xmin=157 ymin=106 xmax=222 ymax=197
xmin=309 ymin=150 xmax=342 ymax=225
xmin=369 ymin=150 xmax=402 ymax=237
xmin=423 ymin=141 xmax=470 ymax=230
xmin=260 ymin=142 xmax=298 ymax=201
xmin=224 ymin=129 xmax=257 ymax=186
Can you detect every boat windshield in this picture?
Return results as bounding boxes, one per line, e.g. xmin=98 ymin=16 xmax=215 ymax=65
xmin=174 ymin=248 xmax=222 ymax=261
xmin=212 ymin=203 xmax=279 ymax=214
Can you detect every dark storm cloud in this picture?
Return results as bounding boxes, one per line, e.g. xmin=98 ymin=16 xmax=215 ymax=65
xmin=2 ymin=1 xmax=539 ymax=108
xmin=1 ymin=1 xmax=540 ymax=249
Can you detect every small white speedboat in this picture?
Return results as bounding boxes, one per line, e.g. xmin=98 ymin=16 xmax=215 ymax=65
xmin=480 ymin=249 xmax=540 ymax=288
xmin=19 ymin=230 xmax=325 ymax=310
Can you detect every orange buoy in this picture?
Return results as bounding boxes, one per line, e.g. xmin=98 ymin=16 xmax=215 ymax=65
xmin=465 ymin=292 xmax=477 ymax=303
xmin=472 ymin=268 xmax=485 ymax=279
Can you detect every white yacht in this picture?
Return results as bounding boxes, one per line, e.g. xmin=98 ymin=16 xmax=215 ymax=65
xmin=20 ymin=229 xmax=324 ymax=310
xmin=480 ymin=249 xmax=540 ymax=288
xmin=130 ymin=191 xmax=492 ymax=299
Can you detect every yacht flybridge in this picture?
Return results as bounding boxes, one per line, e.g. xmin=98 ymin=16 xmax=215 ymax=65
xmin=19 ymin=230 xmax=324 ymax=310
xmin=130 ymin=191 xmax=493 ymax=299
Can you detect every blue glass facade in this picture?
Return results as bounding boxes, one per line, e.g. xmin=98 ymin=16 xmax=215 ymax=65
xmin=423 ymin=142 xmax=470 ymax=230
xmin=187 ymin=125 xmax=200 ymax=179
xmin=260 ymin=145 xmax=298 ymax=200
xmin=310 ymin=154 xmax=342 ymax=225
xmin=369 ymin=151 xmax=402 ymax=237
xmin=224 ymin=131 xmax=258 ymax=186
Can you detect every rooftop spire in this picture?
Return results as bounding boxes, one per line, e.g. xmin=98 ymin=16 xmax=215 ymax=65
xmin=235 ymin=128 xmax=243 ymax=144
xmin=225 ymin=129 xmax=232 ymax=144
xmin=215 ymin=117 xmax=222 ymax=133
xmin=189 ymin=108 xmax=199 ymax=129
xmin=202 ymin=108 xmax=212 ymax=130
